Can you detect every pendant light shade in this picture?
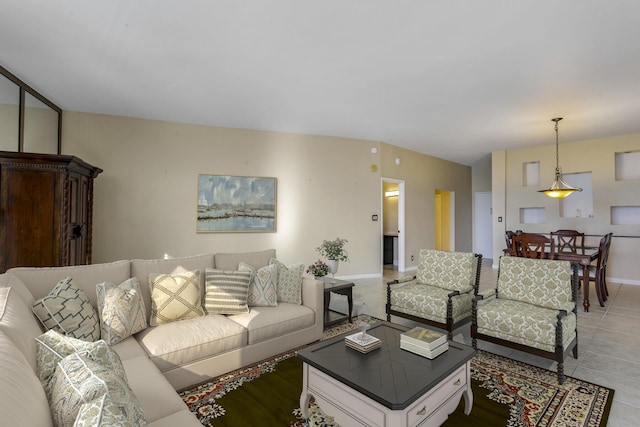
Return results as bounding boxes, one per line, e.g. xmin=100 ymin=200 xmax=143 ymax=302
xmin=539 ymin=118 xmax=582 ymax=198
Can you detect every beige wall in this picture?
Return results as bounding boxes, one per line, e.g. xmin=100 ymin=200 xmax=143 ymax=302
xmin=493 ymin=133 xmax=640 ymax=284
xmin=0 ymin=103 xmax=19 ymax=151
xmin=61 ymin=111 xmax=473 ymax=277
xmin=379 ymin=143 xmax=472 ymax=268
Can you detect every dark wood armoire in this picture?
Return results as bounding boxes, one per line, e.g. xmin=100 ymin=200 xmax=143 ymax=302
xmin=0 ymin=151 xmax=102 ymax=272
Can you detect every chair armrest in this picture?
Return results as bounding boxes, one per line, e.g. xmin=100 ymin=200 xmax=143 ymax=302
xmin=386 ymin=275 xmax=416 ymax=286
xmin=474 ymin=289 xmax=497 ymax=302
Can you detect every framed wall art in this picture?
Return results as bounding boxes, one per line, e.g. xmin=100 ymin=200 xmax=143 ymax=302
xmin=197 ymin=175 xmax=277 ymax=232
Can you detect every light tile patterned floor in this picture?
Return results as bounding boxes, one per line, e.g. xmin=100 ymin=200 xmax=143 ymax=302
xmin=327 ymin=260 xmax=640 ymax=426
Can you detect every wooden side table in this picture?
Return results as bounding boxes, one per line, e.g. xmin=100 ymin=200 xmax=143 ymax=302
xmin=320 ymin=277 xmax=354 ymax=328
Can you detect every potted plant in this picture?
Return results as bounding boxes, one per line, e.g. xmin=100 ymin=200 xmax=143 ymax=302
xmin=316 ymin=238 xmax=349 ymax=283
xmin=306 ymin=260 xmax=329 ymax=279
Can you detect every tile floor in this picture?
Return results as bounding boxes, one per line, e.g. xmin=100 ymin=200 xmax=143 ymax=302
xmin=328 ymin=260 xmax=640 ymax=426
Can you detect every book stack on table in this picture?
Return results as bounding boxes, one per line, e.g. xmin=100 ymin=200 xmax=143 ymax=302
xmin=400 ymin=327 xmax=449 ymax=359
xmin=345 ymin=332 xmax=382 ymax=353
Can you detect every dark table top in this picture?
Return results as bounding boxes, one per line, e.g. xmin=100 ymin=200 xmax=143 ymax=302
xmin=320 ymin=277 xmax=355 ymax=291
xmin=297 ymin=321 xmax=476 ymax=410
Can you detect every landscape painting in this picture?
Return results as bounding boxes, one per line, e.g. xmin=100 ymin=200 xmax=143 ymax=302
xmin=197 ymin=175 xmax=276 ymax=232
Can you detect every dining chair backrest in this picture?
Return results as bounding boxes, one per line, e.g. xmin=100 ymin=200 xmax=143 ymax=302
xmin=512 ymin=233 xmax=555 ymax=259
xmin=551 ymin=229 xmax=585 ymax=252
xmin=596 ymin=232 xmax=613 ymax=273
xmin=504 ymin=231 xmax=516 ymax=255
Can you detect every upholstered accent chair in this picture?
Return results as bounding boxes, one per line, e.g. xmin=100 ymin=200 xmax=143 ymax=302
xmin=472 ymin=256 xmax=579 ymax=384
xmin=386 ymin=249 xmax=482 ymax=339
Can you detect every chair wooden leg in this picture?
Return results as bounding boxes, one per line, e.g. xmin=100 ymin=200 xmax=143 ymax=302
xmin=557 ymin=362 xmax=565 ymax=385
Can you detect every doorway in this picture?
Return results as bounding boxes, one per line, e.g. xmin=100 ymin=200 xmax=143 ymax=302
xmin=382 ymin=178 xmax=405 ymax=272
xmin=435 ymin=190 xmax=455 ymax=251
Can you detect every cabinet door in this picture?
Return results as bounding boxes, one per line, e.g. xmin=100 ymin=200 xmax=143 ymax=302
xmin=66 ymin=172 xmax=90 ymax=265
xmin=0 ymin=165 xmax=61 ymax=270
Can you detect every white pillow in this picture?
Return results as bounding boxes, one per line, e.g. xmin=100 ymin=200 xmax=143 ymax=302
xmin=96 ymin=278 xmax=147 ymax=345
xmin=204 ymin=269 xmax=252 ymax=314
xmin=31 ymin=277 xmax=100 ymax=342
xmin=149 ymin=270 xmax=204 ymax=326
xmin=239 ymin=262 xmax=278 ymax=307
xmin=270 ymin=259 xmax=304 ymax=304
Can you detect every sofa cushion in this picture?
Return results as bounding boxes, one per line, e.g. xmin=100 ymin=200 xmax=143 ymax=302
xmin=239 ymin=262 xmax=278 ymax=307
xmin=131 ymin=253 xmax=214 ymax=321
xmin=0 ymin=272 xmax=35 ymax=305
xmin=50 ymin=352 xmax=146 ymax=427
xmin=120 ymin=355 xmax=200 ymax=424
xmin=97 ymin=277 xmax=147 ymax=345
xmin=214 ymin=249 xmax=276 ymax=271
xmin=390 ymin=282 xmax=473 ymax=324
xmin=0 ymin=286 xmax=44 ymax=371
xmin=476 ymin=298 xmax=577 ymax=352
xmin=32 ymin=277 xmax=101 ymax=342
xmin=270 ymin=259 xmax=304 ymax=304
xmin=228 ymin=303 xmax=315 ymax=345
xmin=149 ymin=270 xmax=205 ymax=326
xmin=35 ymin=330 xmax=127 ymax=400
xmin=135 ymin=315 xmax=247 ymax=372
xmin=8 ymin=260 xmax=132 ymax=307
xmin=0 ymin=330 xmax=53 ymax=427
xmin=204 ymin=268 xmax=251 ymax=314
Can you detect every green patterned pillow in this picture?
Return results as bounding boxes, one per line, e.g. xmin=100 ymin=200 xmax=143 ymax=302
xmin=239 ymin=262 xmax=278 ymax=307
xmin=204 ymin=268 xmax=252 ymax=314
xmin=149 ymin=270 xmax=204 ymax=326
xmin=50 ymin=352 xmax=146 ymax=427
xmin=96 ymin=278 xmax=147 ymax=345
xmin=32 ymin=277 xmax=100 ymax=342
xmin=270 ymin=259 xmax=304 ymax=304
xmin=35 ymin=330 xmax=127 ymax=401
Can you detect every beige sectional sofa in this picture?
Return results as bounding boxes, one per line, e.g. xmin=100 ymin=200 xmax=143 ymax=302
xmin=0 ymin=249 xmax=324 ymax=426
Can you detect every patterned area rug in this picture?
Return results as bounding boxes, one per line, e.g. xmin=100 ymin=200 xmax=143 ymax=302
xmin=179 ymin=318 xmax=613 ymax=427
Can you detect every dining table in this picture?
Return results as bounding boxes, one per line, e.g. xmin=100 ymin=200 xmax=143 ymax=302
xmin=552 ymin=246 xmax=600 ymax=312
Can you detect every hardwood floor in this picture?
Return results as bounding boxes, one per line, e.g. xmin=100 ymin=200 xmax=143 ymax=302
xmin=327 ymin=259 xmax=640 ymax=426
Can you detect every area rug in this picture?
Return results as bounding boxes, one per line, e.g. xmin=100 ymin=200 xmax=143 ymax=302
xmin=179 ymin=319 xmax=614 ymax=427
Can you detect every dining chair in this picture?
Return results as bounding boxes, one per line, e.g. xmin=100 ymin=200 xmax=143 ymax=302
xmin=551 ymin=229 xmax=585 ymax=252
xmin=582 ymin=233 xmax=613 ymax=306
xmin=512 ymin=233 xmax=555 ymax=259
xmin=504 ymin=231 xmax=516 ymax=255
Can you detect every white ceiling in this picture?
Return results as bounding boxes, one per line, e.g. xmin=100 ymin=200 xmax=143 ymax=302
xmin=2 ymin=1 xmax=639 ymax=165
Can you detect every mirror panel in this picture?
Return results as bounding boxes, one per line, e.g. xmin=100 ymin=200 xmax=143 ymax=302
xmin=0 ymin=72 xmax=20 ymax=151
xmin=23 ymin=92 xmax=59 ymax=154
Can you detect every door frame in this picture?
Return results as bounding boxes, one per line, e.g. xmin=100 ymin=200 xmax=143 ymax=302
xmin=381 ymin=178 xmax=405 ymax=272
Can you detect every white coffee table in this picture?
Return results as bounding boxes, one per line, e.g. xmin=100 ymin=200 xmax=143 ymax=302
xmin=297 ymin=322 xmax=475 ymax=427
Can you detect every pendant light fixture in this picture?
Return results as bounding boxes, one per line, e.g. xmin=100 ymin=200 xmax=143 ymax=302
xmin=538 ymin=117 xmax=582 ymax=198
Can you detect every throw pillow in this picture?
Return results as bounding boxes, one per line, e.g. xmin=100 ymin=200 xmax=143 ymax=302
xmin=32 ymin=277 xmax=100 ymax=342
xmin=204 ymin=268 xmax=252 ymax=314
xmin=96 ymin=277 xmax=147 ymax=345
xmin=35 ymin=330 xmax=127 ymax=400
xmin=50 ymin=353 xmax=146 ymax=427
xmin=238 ymin=262 xmax=278 ymax=307
xmin=269 ymin=259 xmax=304 ymax=304
xmin=149 ymin=269 xmax=204 ymax=326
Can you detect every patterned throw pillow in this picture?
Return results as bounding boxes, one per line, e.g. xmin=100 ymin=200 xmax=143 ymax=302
xmin=35 ymin=330 xmax=127 ymax=401
xmin=269 ymin=259 xmax=304 ymax=304
xmin=238 ymin=262 xmax=278 ymax=307
xmin=96 ymin=278 xmax=147 ymax=345
xmin=149 ymin=270 xmax=204 ymax=326
xmin=32 ymin=277 xmax=100 ymax=342
xmin=50 ymin=353 xmax=146 ymax=427
xmin=204 ymin=268 xmax=252 ymax=314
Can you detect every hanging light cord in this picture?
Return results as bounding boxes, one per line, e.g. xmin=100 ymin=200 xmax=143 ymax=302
xmin=553 ymin=117 xmax=562 ymax=175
